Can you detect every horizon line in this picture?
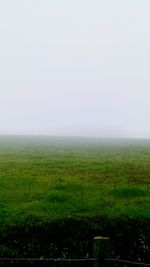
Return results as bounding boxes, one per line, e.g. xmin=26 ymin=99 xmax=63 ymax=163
xmin=0 ymin=133 xmax=150 ymax=141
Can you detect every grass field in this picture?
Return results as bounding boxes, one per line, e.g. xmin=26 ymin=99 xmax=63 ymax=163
xmin=0 ymin=136 xmax=150 ymax=228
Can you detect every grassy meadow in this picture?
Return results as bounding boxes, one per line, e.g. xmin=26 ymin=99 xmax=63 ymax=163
xmin=0 ymin=136 xmax=150 ymax=228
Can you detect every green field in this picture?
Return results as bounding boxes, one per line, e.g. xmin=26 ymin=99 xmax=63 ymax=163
xmin=0 ymin=135 xmax=150 ymax=228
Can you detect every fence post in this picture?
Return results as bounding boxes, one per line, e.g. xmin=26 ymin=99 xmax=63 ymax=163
xmin=93 ymin=236 xmax=110 ymax=267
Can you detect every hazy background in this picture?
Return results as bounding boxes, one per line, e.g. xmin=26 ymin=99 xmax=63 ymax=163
xmin=0 ymin=0 xmax=150 ymax=138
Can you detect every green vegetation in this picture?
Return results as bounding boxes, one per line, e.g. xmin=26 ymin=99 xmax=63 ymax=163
xmin=0 ymin=136 xmax=150 ymax=259
xmin=0 ymin=135 xmax=149 ymax=228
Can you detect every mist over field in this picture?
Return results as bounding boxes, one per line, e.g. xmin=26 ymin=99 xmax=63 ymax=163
xmin=0 ymin=1 xmax=150 ymax=260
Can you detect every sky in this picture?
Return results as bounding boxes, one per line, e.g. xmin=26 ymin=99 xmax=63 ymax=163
xmin=0 ymin=0 xmax=150 ymax=138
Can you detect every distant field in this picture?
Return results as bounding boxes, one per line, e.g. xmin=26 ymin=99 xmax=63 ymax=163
xmin=0 ymin=136 xmax=150 ymax=228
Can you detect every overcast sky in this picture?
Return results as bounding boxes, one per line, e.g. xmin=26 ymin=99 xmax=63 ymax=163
xmin=0 ymin=0 xmax=150 ymax=138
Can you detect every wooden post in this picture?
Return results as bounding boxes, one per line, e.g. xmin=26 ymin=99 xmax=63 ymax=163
xmin=93 ymin=236 xmax=110 ymax=267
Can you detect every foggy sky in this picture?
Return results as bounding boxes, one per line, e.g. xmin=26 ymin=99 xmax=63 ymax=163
xmin=0 ymin=0 xmax=150 ymax=138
